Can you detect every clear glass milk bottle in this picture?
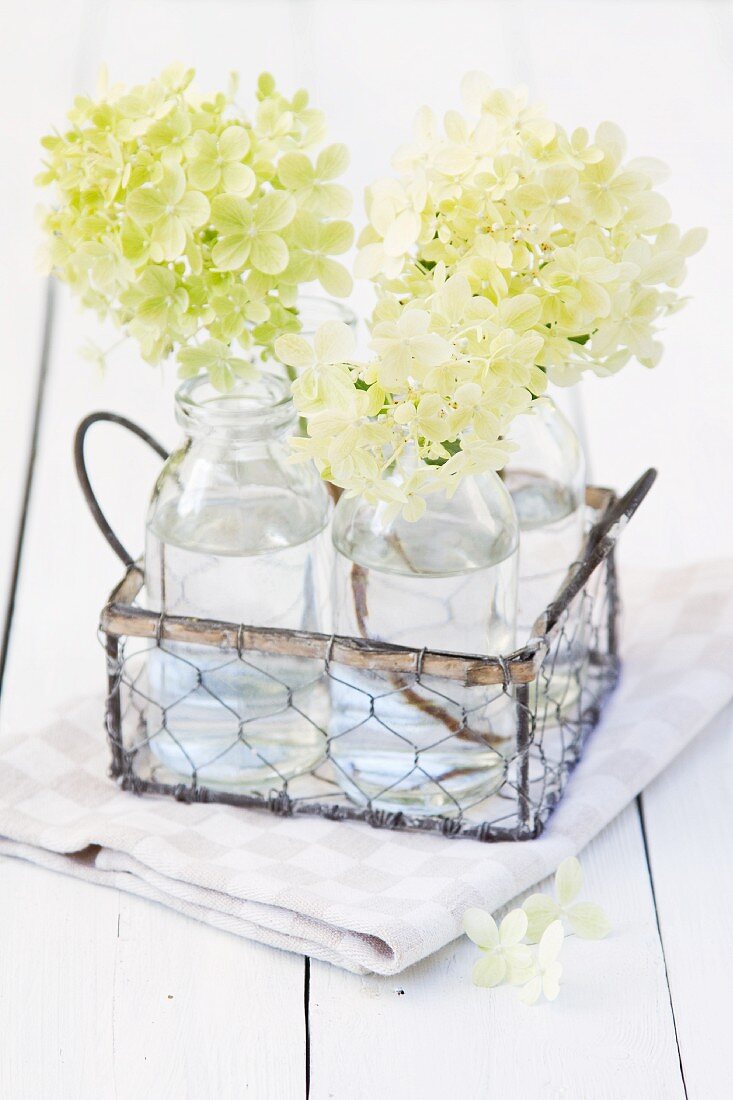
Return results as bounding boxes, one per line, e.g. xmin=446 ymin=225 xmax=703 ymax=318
xmin=503 ymin=398 xmax=586 ymax=631
xmin=329 ymin=461 xmax=519 ymax=816
xmin=503 ymin=398 xmax=587 ymax=714
xmin=144 ymin=372 xmax=331 ymax=787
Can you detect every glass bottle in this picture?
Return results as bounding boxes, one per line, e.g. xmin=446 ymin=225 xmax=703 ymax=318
xmin=502 ymin=398 xmax=586 ymax=634
xmin=502 ymin=398 xmax=587 ymax=714
xmin=295 ymin=294 xmax=357 ymax=337
xmin=144 ymin=372 xmax=332 ymax=788
xmin=329 ymin=460 xmax=519 ymax=816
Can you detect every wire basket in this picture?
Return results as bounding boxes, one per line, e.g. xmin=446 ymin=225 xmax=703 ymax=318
xmin=76 ymin=412 xmax=655 ymax=842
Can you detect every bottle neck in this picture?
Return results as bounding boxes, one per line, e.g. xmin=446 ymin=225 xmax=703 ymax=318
xmin=175 ymin=372 xmax=296 ymax=445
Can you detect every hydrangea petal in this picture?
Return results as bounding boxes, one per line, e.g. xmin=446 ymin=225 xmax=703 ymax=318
xmin=319 ymin=182 xmax=352 ymax=218
xmin=679 ymin=227 xmax=707 ymax=256
xmin=471 ymin=952 xmax=506 ymax=988
xmin=219 ymin=124 xmax=250 ymax=160
xmin=187 ymin=159 xmax=219 ymax=192
xmin=499 ymin=907 xmax=528 ymax=946
xmin=251 ymin=233 xmax=289 ymax=275
xmin=523 ymin=893 xmax=560 ymax=943
xmin=506 ymin=945 xmax=535 ymax=985
xmin=542 ymin=961 xmax=563 ymax=1001
xmin=555 ymin=857 xmax=583 ymax=907
xmin=349 ymin=242 xmax=378 ymax=279
xmin=127 ymin=187 xmax=165 ymax=225
xmin=163 ymin=164 xmax=186 ymax=204
xmin=433 ymin=144 xmax=475 ymax=176
xmin=177 ymin=190 xmax=210 ymax=227
xmin=320 ymin=220 xmax=354 ymax=255
xmin=313 ymin=320 xmax=356 ymax=365
xmin=538 ymin=920 xmax=564 ymax=967
xmin=460 ymin=70 xmax=492 ymax=114
xmin=626 ymin=191 xmax=672 ymax=230
xmin=383 ymin=210 xmax=421 ymax=258
xmin=212 ymin=235 xmax=251 ymax=272
xmin=625 ymin=156 xmax=669 ymax=184
xmin=256 ymin=190 xmax=296 ymax=233
xmin=315 ymin=257 xmax=353 ymax=298
xmin=499 ymin=294 xmax=543 ymax=331
xmin=274 ymin=334 xmax=315 ymax=370
xmin=316 ymin=143 xmax=349 ymax=180
xmin=278 ymin=152 xmax=313 ymax=190
xmin=222 ymin=163 xmax=256 ymax=196
xmin=151 ymin=214 xmax=187 ymax=261
xmin=284 ymin=248 xmax=316 ymax=284
xmin=434 ymin=275 xmax=471 ymax=324
xmin=596 ymin=120 xmax=627 ymax=160
xmin=212 ymin=194 xmax=253 ymax=233
xmin=463 ymin=907 xmax=499 ymax=949
xmin=641 ymin=252 xmax=685 ymax=285
xmin=544 ymin=165 xmax=579 ymax=199
xmin=566 ymin=902 xmax=611 ymax=940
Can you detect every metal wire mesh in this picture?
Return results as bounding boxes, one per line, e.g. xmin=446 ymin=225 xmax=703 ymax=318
xmin=99 ymin=483 xmax=631 ymax=843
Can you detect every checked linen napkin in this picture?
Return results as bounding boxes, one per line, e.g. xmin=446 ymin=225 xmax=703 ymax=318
xmin=0 ymin=560 xmax=731 ymax=975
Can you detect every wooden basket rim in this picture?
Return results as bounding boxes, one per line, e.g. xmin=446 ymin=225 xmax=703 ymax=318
xmin=100 ymin=484 xmax=621 ymax=687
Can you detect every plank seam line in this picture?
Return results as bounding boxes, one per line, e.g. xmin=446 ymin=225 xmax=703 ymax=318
xmin=0 ymin=280 xmax=55 ymax=693
xmin=637 ymin=794 xmax=689 ymax=1100
xmin=304 ymin=956 xmax=311 ymax=1099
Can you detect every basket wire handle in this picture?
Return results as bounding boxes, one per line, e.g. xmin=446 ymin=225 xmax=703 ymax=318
xmin=543 ymin=466 xmax=657 ymax=634
xmin=74 ymin=411 xmax=169 ymax=567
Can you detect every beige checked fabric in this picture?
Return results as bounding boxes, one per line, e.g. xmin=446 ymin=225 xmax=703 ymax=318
xmin=0 ymin=560 xmax=731 ymax=975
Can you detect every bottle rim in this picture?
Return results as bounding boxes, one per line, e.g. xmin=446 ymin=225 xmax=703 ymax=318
xmin=175 ymin=370 xmax=295 ymax=439
xmin=296 ymin=294 xmax=357 ymax=335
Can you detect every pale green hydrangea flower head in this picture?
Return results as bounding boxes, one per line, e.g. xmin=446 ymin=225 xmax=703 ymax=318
xmin=37 ymin=64 xmax=354 ymax=388
xmin=357 ymin=72 xmax=706 ymax=386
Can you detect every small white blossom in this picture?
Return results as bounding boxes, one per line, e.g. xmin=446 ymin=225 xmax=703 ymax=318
xmin=523 ymin=856 xmax=612 ymax=942
xmin=519 ymin=920 xmax=565 ymax=1005
xmin=279 ymin=274 xmax=543 ymax=517
xmin=464 ymin=907 xmax=534 ymax=988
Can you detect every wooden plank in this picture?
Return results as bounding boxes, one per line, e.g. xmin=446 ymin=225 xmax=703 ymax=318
xmin=110 ymin=890 xmax=305 ymax=1099
xmin=0 ymin=858 xmax=119 ymax=1098
xmin=0 ymin=3 xmax=311 ymax=1094
xmin=0 ymin=0 xmax=86 ymax=635
xmin=636 ymin=0 xmax=733 ymax=1032
xmin=308 ymin=805 xmax=686 ymax=1100
xmin=0 ymin=851 xmax=307 ymax=1099
xmin=0 ymin=8 xmax=117 ymax=1099
xmin=0 ymin=239 xmax=307 ymax=1099
xmin=641 ymin=703 xmax=733 ymax=1099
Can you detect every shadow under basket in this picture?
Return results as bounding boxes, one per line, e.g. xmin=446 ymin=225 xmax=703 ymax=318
xmin=77 ymin=412 xmax=656 ymax=843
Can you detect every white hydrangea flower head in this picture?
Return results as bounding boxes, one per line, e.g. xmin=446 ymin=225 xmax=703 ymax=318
xmin=356 ymin=72 xmax=705 ymax=387
xmin=275 ymin=270 xmax=542 ymax=515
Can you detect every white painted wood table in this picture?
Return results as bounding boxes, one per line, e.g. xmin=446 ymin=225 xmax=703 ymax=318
xmin=1 ymin=1 xmax=731 ymax=1096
